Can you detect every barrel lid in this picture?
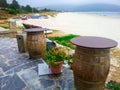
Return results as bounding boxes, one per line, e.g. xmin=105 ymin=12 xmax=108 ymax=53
xmin=25 ymin=28 xmax=48 ymax=32
xmin=71 ymin=36 xmax=118 ymax=49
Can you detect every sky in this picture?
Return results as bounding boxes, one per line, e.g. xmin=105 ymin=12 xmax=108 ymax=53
xmin=7 ymin=0 xmax=120 ymax=7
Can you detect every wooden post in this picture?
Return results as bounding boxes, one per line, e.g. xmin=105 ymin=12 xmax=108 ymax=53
xmin=16 ymin=34 xmax=26 ymax=53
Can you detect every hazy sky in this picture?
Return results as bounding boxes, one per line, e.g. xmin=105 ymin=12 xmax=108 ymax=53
xmin=7 ymin=0 xmax=120 ymax=7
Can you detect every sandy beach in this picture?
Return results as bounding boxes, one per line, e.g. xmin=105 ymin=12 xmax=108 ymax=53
xmin=17 ymin=12 xmax=120 ymax=47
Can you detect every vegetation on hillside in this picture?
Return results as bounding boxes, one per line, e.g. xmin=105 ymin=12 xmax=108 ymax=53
xmin=0 ymin=0 xmax=56 ymax=17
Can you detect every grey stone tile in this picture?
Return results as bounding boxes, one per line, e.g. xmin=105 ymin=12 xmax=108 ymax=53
xmin=0 ymin=74 xmax=4 ymax=78
xmin=23 ymin=86 xmax=32 ymax=90
xmin=0 ymin=74 xmax=26 ymax=90
xmin=58 ymin=78 xmax=75 ymax=90
xmin=0 ymin=62 xmax=12 ymax=72
xmin=40 ymin=78 xmax=54 ymax=88
xmin=20 ymin=69 xmax=42 ymax=90
xmin=4 ymin=52 xmax=19 ymax=60
xmin=6 ymin=59 xmax=43 ymax=75
xmin=0 ymin=56 xmax=6 ymax=62
xmin=9 ymin=59 xmax=28 ymax=67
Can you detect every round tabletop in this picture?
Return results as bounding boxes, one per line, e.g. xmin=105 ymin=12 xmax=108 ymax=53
xmin=71 ymin=36 xmax=118 ymax=49
xmin=25 ymin=28 xmax=48 ymax=32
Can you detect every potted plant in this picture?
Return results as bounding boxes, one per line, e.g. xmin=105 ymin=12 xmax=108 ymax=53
xmin=45 ymin=47 xmax=67 ymax=74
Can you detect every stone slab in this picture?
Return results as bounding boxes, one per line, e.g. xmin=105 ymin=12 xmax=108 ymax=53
xmin=0 ymin=74 xmax=26 ymax=90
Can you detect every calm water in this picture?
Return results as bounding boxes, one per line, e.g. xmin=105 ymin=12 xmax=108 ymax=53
xmin=81 ymin=12 xmax=120 ymax=18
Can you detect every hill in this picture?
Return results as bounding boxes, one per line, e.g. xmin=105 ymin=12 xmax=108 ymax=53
xmin=41 ymin=3 xmax=120 ymax=12
xmin=0 ymin=9 xmax=13 ymax=19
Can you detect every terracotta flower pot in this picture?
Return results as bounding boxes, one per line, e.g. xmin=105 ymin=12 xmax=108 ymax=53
xmin=49 ymin=61 xmax=63 ymax=74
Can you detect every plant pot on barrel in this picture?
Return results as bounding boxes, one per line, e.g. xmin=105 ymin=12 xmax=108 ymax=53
xmin=45 ymin=47 xmax=67 ymax=74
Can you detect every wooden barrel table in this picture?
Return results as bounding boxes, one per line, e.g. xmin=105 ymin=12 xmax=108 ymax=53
xmin=71 ymin=36 xmax=117 ymax=90
xmin=25 ymin=28 xmax=46 ymax=59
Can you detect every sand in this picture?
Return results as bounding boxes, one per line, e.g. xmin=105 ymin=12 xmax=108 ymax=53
xmin=17 ymin=12 xmax=120 ymax=47
xmin=47 ymin=30 xmax=68 ymax=37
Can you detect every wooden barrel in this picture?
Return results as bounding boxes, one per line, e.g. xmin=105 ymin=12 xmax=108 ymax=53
xmin=72 ymin=46 xmax=110 ymax=90
xmin=27 ymin=31 xmax=46 ymax=59
xmin=71 ymin=36 xmax=117 ymax=90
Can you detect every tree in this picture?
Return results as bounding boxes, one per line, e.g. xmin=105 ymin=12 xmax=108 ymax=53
xmin=41 ymin=8 xmax=52 ymax=12
xmin=0 ymin=0 xmax=8 ymax=9
xmin=21 ymin=6 xmax=25 ymax=10
xmin=25 ymin=5 xmax=32 ymax=12
xmin=10 ymin=0 xmax=20 ymax=9
xmin=32 ymin=8 xmax=39 ymax=13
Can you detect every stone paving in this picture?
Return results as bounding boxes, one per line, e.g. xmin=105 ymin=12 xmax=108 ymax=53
xmin=0 ymin=37 xmax=75 ymax=90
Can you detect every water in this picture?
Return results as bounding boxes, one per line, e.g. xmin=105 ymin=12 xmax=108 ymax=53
xmin=81 ymin=12 xmax=120 ymax=18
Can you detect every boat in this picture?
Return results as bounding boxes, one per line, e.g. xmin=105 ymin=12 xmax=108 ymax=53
xmin=22 ymin=23 xmax=52 ymax=34
xmin=31 ymin=13 xmax=41 ymax=19
xmin=22 ymin=23 xmax=42 ymax=29
xmin=21 ymin=15 xmax=28 ymax=20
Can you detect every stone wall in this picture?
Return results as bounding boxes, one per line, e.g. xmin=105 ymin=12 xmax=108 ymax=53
xmin=0 ymin=30 xmax=17 ymax=38
xmin=9 ymin=21 xmax=17 ymax=30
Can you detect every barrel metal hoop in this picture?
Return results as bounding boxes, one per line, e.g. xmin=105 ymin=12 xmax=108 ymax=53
xmin=77 ymin=77 xmax=105 ymax=85
xmin=27 ymin=32 xmax=43 ymax=35
xmin=75 ymin=57 xmax=109 ymax=66
xmin=76 ymin=86 xmax=104 ymax=90
xmin=27 ymin=40 xmax=45 ymax=42
xmin=76 ymin=50 xmax=109 ymax=57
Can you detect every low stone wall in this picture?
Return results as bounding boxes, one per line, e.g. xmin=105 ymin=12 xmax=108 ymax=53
xmin=0 ymin=30 xmax=17 ymax=38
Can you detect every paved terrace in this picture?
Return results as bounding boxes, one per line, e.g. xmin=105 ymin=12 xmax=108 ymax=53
xmin=0 ymin=38 xmax=75 ymax=90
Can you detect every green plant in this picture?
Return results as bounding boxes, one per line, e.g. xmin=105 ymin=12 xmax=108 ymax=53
xmin=106 ymin=80 xmax=120 ymax=90
xmin=7 ymin=9 xmax=19 ymax=15
xmin=1 ymin=26 xmax=9 ymax=29
xmin=45 ymin=47 xmax=67 ymax=67
xmin=48 ymin=34 xmax=79 ymax=49
xmin=66 ymin=54 xmax=74 ymax=65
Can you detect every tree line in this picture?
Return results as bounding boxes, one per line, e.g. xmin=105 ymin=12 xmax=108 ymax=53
xmin=0 ymin=0 xmax=52 ymax=15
